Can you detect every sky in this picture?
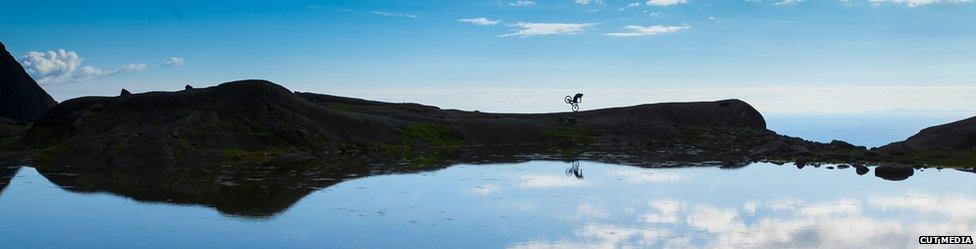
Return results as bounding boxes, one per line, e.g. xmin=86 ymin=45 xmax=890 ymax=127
xmin=1 ymin=0 xmax=975 ymax=115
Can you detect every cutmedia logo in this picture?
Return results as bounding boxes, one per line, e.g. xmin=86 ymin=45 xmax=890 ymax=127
xmin=919 ymin=236 xmax=973 ymax=245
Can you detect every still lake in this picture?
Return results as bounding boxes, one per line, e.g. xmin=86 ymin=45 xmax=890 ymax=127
xmin=1 ymin=162 xmax=975 ymax=248
xmin=1 ymin=114 xmax=975 ymax=248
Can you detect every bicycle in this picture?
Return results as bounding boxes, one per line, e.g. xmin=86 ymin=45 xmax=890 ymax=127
xmin=564 ymin=93 xmax=583 ymax=112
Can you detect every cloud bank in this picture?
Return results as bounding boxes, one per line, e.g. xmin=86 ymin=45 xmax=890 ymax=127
xmin=500 ymin=22 xmax=599 ymax=37
xmin=458 ymin=17 xmax=501 ymax=26
xmin=646 ymin=0 xmax=690 ymax=6
xmin=604 ymin=25 xmax=689 ymax=37
xmin=509 ymin=0 xmax=537 ymax=7
xmin=868 ymin=0 xmax=974 ymax=7
xmin=370 ymin=11 xmax=418 ymax=18
xmin=19 ymin=49 xmax=183 ymax=85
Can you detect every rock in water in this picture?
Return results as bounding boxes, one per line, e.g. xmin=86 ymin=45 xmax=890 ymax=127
xmin=854 ymin=164 xmax=869 ymax=175
xmin=875 ymin=163 xmax=914 ymax=181
xmin=0 ymin=41 xmax=57 ymax=121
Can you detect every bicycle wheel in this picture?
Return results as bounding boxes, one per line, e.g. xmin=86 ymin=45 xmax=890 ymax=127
xmin=572 ymin=104 xmax=579 ymax=112
xmin=565 ymin=96 xmax=573 ymax=104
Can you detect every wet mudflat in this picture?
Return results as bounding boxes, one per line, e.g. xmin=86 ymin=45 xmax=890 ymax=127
xmin=0 ymin=161 xmax=974 ymax=248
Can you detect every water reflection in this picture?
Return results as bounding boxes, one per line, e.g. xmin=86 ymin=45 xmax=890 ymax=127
xmin=32 ymin=160 xmax=451 ymax=218
xmin=2 ymin=161 xmax=974 ymax=248
xmin=566 ymin=161 xmax=584 ymax=180
xmin=17 ymin=158 xmax=952 ymax=218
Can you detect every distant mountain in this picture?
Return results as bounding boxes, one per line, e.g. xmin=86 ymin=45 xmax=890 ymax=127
xmin=0 ymin=41 xmax=57 ymax=121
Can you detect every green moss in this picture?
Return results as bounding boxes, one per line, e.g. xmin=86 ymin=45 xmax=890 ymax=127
xmin=219 ymin=146 xmax=298 ymax=163
xmin=36 ymin=143 xmax=70 ymax=165
xmin=884 ymin=150 xmax=976 ymax=168
xmin=105 ymin=144 xmax=126 ymax=160
xmin=399 ymin=123 xmax=463 ymax=147
xmin=395 ymin=148 xmax=457 ymax=167
xmin=542 ymin=128 xmax=601 ymax=146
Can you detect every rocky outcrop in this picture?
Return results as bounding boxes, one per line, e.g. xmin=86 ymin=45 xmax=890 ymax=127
xmin=0 ymin=41 xmax=57 ymax=121
xmin=875 ymin=163 xmax=914 ymax=181
xmin=876 ymin=116 xmax=976 ymax=167
xmin=883 ymin=116 xmax=976 ymax=151
xmin=16 ymin=79 xmax=865 ymax=167
xmin=26 ymin=80 xmax=399 ymax=166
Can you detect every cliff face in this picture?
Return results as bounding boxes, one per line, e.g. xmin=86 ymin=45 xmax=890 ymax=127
xmin=21 ymin=79 xmax=805 ymax=167
xmin=0 ymin=42 xmax=57 ymax=121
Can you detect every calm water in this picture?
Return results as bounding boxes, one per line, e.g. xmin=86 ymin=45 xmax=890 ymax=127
xmin=1 ymin=161 xmax=975 ymax=248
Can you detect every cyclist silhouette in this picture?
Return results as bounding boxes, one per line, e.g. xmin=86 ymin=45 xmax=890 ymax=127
xmin=564 ymin=93 xmax=583 ymax=112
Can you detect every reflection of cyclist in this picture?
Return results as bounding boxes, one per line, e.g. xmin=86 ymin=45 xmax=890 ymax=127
xmin=566 ymin=161 xmax=583 ymax=180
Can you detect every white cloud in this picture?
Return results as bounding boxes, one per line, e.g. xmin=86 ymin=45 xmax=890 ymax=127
xmin=870 ymin=192 xmax=976 ymax=217
xmin=118 ymin=63 xmax=148 ymax=73
xmin=867 ymin=0 xmax=974 ymax=7
xmin=646 ymin=11 xmax=667 ymax=17
xmin=610 ymin=170 xmax=685 ymax=183
xmin=646 ymin=0 xmax=690 ymax=6
xmin=18 ymin=49 xmax=177 ymax=85
xmin=620 ymin=2 xmax=642 ymax=10
xmin=642 ymin=199 xmax=683 ymax=223
xmin=468 ymin=185 xmax=497 ymax=195
xmin=574 ymin=0 xmax=604 ymax=5
xmin=163 ymin=57 xmax=184 ymax=66
xmin=604 ymin=25 xmax=689 ymax=37
xmin=519 ymin=174 xmax=588 ymax=188
xmin=19 ymin=49 xmax=84 ymax=84
xmin=509 ymin=0 xmax=537 ymax=7
xmin=576 ymin=203 xmax=610 ymax=218
xmin=370 ymin=11 xmax=418 ymax=18
xmin=774 ymin=0 xmax=807 ymax=5
xmin=500 ymin=22 xmax=598 ymax=37
xmin=686 ymin=205 xmax=741 ymax=232
xmin=458 ymin=17 xmax=501 ymax=26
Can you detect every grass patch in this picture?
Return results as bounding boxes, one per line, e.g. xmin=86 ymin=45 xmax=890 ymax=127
xmin=219 ymin=146 xmax=298 ymax=163
xmin=542 ymin=128 xmax=601 ymax=146
xmin=884 ymin=150 xmax=976 ymax=168
xmin=399 ymin=123 xmax=463 ymax=148
xmin=36 ymin=143 xmax=70 ymax=166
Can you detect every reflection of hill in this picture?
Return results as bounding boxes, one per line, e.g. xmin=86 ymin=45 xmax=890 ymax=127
xmin=35 ymin=158 xmax=455 ymax=218
xmin=29 ymin=150 xmax=675 ymax=218
xmin=0 ymin=165 xmax=19 ymax=195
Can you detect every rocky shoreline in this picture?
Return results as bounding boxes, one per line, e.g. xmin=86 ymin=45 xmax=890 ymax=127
xmin=0 ymin=79 xmax=971 ymax=177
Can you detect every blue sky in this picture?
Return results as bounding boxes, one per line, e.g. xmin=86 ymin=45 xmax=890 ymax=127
xmin=1 ymin=0 xmax=975 ymax=114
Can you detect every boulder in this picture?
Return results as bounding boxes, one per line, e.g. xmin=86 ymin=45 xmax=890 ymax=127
xmin=875 ymin=163 xmax=914 ymax=181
